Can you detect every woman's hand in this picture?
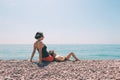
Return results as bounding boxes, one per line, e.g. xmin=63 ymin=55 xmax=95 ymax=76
xmin=27 ymin=59 xmax=32 ymax=62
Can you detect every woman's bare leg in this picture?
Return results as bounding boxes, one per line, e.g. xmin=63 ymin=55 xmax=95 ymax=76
xmin=66 ymin=52 xmax=80 ymax=61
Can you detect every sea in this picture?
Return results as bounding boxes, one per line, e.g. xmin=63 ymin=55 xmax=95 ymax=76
xmin=0 ymin=44 xmax=120 ymax=60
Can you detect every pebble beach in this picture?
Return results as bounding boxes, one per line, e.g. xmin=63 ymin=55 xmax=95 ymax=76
xmin=0 ymin=60 xmax=120 ymax=80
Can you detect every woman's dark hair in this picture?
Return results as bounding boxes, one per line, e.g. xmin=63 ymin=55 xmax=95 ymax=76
xmin=35 ymin=32 xmax=44 ymax=39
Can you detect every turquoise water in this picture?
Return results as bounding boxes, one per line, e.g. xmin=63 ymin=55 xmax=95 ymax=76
xmin=0 ymin=44 xmax=120 ymax=60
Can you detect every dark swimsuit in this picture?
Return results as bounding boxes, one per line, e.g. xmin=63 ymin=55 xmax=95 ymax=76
xmin=37 ymin=45 xmax=53 ymax=62
xmin=41 ymin=45 xmax=49 ymax=58
xmin=37 ymin=45 xmax=49 ymax=58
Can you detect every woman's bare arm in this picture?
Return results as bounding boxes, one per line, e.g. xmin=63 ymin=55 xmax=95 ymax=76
xmin=30 ymin=43 xmax=37 ymax=62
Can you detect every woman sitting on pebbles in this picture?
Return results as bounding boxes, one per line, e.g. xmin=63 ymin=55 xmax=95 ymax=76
xmin=49 ymin=50 xmax=80 ymax=62
xmin=30 ymin=32 xmax=54 ymax=63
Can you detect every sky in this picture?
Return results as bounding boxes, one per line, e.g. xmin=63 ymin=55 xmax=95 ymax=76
xmin=0 ymin=0 xmax=120 ymax=44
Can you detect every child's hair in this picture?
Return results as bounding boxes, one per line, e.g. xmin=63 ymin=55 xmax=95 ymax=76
xmin=49 ymin=50 xmax=55 ymax=56
xmin=49 ymin=50 xmax=56 ymax=61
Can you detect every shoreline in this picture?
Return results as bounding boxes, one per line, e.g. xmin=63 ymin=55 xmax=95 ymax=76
xmin=0 ymin=60 xmax=120 ymax=80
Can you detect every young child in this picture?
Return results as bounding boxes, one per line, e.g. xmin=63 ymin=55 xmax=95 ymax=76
xmin=49 ymin=50 xmax=80 ymax=62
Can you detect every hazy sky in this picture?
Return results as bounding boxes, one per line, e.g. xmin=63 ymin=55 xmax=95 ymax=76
xmin=0 ymin=0 xmax=120 ymax=44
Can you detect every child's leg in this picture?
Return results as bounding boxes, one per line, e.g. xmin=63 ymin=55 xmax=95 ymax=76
xmin=66 ymin=52 xmax=80 ymax=61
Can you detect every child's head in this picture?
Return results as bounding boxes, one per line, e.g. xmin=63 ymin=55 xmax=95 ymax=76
xmin=49 ymin=50 xmax=56 ymax=57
